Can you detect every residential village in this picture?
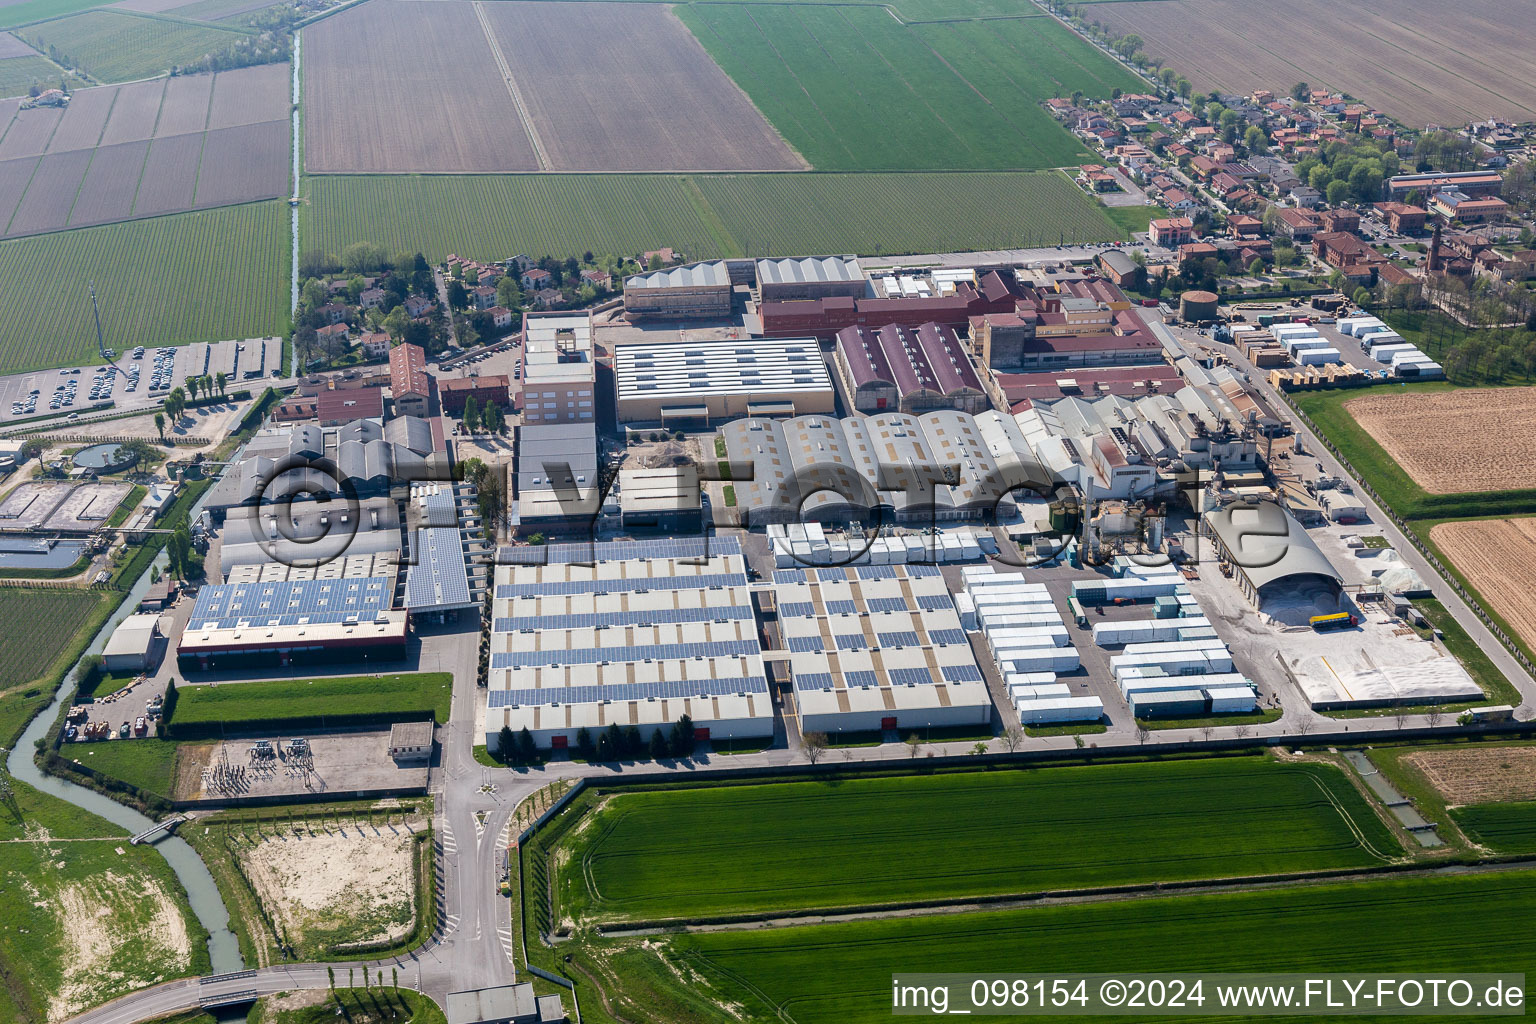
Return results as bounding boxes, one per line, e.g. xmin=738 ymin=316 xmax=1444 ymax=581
xmin=1054 ymin=79 xmax=1536 ymax=363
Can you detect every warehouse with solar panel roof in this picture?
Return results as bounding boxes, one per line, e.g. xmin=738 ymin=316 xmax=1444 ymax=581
xmin=178 ymin=411 xmax=486 ymax=671
xmin=485 ymin=537 xmax=774 ymax=752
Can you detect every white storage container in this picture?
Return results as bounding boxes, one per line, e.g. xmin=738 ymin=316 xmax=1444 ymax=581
xmin=954 ymin=592 xmax=977 ymax=632
xmin=997 ymin=647 xmax=1081 ymax=673
xmin=1017 ymin=696 xmax=1103 ymax=724
xmin=1297 ymin=347 xmax=1341 ymax=365
xmin=1004 ymin=671 xmax=1058 ymax=688
xmin=1009 ymin=683 xmax=1074 ymax=701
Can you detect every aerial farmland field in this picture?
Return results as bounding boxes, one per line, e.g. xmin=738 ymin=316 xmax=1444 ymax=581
xmin=0 ymin=67 xmax=288 ymax=233
xmin=304 ymin=169 xmax=1123 ymax=264
xmin=478 ymin=2 xmax=803 ymax=172
xmin=302 ymin=0 xmax=539 ymax=174
xmin=1082 ymin=0 xmax=1536 ymax=125
xmin=0 ymin=53 xmax=69 ymax=98
xmin=16 ymin=10 xmax=249 ymax=84
xmin=1343 ymin=387 xmax=1536 ymax=496
xmin=607 ymin=871 xmax=1536 ymax=1024
xmin=0 ymin=200 xmax=288 ymax=373
xmin=1427 ymin=518 xmax=1536 ymax=652
xmin=677 ymin=2 xmax=1137 ymax=170
xmin=190 ymin=118 xmax=288 ymax=208
xmin=549 ymin=757 xmax=1400 ymax=924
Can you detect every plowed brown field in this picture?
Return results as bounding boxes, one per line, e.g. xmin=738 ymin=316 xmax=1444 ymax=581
xmin=1083 ymin=0 xmax=1536 ymax=126
xmin=1429 ymin=518 xmax=1536 ymax=650
xmin=1345 ymin=387 xmax=1536 ymax=494
xmin=1403 ymin=746 xmax=1536 ymax=805
xmin=303 ymin=0 xmax=801 ymax=174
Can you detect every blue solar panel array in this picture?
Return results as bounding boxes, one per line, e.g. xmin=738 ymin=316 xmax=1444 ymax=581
xmin=495 ymin=605 xmax=752 ymax=632
xmin=929 ymin=629 xmax=967 ymax=646
xmin=405 ymin=527 xmax=471 ymax=610
xmin=497 ymin=572 xmax=746 ymax=599
xmin=493 ymin=639 xmax=760 ymax=669
xmin=787 ymin=635 xmax=824 ymax=653
xmin=189 ymin=577 xmax=393 ymax=628
xmin=866 ymin=597 xmax=909 ymax=613
xmin=825 ymin=600 xmax=858 ymax=615
xmin=773 ymin=569 xmax=807 ymax=585
xmin=856 ymin=565 xmax=897 ymax=580
xmin=942 ymin=664 xmax=984 ymax=683
xmin=889 ymin=667 xmax=935 ymax=686
xmin=487 ymin=674 xmax=767 ymax=708
xmin=794 ymin=672 xmax=835 ymax=691
xmin=877 ymin=631 xmax=920 ymax=648
xmin=917 ymin=593 xmax=955 ymax=611
xmin=501 ymin=536 xmax=740 ymax=566
xmin=834 ymin=633 xmax=868 ymax=651
xmin=778 ymin=601 xmax=815 ymax=619
xmin=846 ymin=670 xmax=879 ymax=688
xmin=906 ymin=565 xmax=943 ymax=578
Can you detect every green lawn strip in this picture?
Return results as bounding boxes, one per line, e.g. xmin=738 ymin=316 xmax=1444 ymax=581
xmin=1138 ymin=708 xmax=1282 ymax=731
xmin=551 ymin=756 xmax=1402 ymax=925
xmin=59 ymin=737 xmax=191 ymax=798
xmin=0 ymin=779 xmax=210 ymax=1024
xmin=0 ymin=0 xmax=102 ymax=30
xmin=623 ymin=871 xmax=1536 ymax=1024
xmin=104 ymin=483 xmax=147 ymax=528
xmin=168 ymin=672 xmax=451 ymax=736
xmin=1024 ymin=720 xmax=1107 ymax=737
xmin=1101 ymin=202 xmax=1164 ymax=238
xmin=1450 ymin=801 xmax=1536 ymax=855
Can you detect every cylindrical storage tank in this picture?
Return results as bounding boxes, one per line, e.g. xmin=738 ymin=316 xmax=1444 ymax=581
xmin=1180 ymin=290 xmax=1219 ymax=321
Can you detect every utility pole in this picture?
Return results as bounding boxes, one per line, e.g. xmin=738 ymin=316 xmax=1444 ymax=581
xmin=89 ymin=282 xmax=107 ymax=359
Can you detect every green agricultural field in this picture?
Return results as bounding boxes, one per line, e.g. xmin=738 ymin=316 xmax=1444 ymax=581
xmin=0 ymin=52 xmax=73 ymax=97
xmin=677 ymin=4 xmax=1137 ymax=170
xmin=0 ymin=201 xmax=288 ymax=374
xmin=18 ymin=10 xmax=247 ymax=82
xmin=603 ymin=871 xmax=1536 ymax=1024
xmin=1452 ymin=801 xmax=1536 ymax=855
xmin=0 ymin=587 xmax=114 ymax=746
xmin=169 ymin=672 xmax=452 ymax=734
xmin=304 ymin=171 xmax=1122 ymax=265
xmin=553 ymin=757 xmax=1401 ymax=923
xmin=0 ymin=779 xmax=209 ymax=1024
xmin=0 ymin=0 xmax=101 ymax=30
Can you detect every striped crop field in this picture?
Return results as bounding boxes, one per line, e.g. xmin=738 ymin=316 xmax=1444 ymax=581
xmin=632 ymin=871 xmax=1536 ymax=1024
xmin=17 ymin=11 xmax=248 ymax=83
xmin=553 ymin=757 xmax=1402 ymax=924
xmin=0 ymin=201 xmax=288 ymax=373
xmin=1451 ymin=802 xmax=1536 ymax=855
xmin=303 ymin=171 xmax=1123 ymax=265
xmin=676 ymin=3 xmax=1139 ymax=170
